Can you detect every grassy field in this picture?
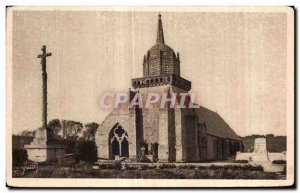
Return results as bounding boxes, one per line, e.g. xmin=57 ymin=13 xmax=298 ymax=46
xmin=14 ymin=163 xmax=285 ymax=179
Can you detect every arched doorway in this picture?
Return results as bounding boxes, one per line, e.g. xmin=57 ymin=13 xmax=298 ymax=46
xmin=109 ymin=124 xmax=129 ymax=159
xmin=199 ymin=136 xmax=207 ymax=161
xmin=198 ymin=123 xmax=207 ymax=161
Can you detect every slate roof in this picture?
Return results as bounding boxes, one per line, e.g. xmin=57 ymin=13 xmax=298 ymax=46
xmin=149 ymin=43 xmax=175 ymax=55
xmin=195 ymin=106 xmax=242 ymax=141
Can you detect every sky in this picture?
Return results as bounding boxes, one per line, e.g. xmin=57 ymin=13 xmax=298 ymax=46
xmin=11 ymin=8 xmax=289 ymax=136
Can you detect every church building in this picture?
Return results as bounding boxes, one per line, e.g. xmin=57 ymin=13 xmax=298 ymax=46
xmin=95 ymin=14 xmax=243 ymax=162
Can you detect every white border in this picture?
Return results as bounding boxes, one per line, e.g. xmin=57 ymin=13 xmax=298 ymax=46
xmin=1 ymin=2 xmax=297 ymax=192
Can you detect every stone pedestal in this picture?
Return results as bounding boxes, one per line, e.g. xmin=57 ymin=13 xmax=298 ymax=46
xmin=236 ymin=138 xmax=271 ymax=163
xmin=252 ymin=138 xmax=269 ymax=162
xmin=25 ymin=128 xmax=65 ymax=162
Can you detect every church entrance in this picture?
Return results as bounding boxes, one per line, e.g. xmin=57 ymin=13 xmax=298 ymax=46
xmin=199 ymin=136 xmax=207 ymax=161
xmin=109 ymin=124 xmax=129 ymax=159
xmin=198 ymin=123 xmax=207 ymax=161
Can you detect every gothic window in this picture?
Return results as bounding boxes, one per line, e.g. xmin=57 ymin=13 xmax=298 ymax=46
xmin=109 ymin=124 xmax=129 ymax=159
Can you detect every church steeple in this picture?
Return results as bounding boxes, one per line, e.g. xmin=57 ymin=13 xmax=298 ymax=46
xmin=132 ymin=14 xmax=191 ymax=91
xmin=156 ymin=13 xmax=165 ymax=44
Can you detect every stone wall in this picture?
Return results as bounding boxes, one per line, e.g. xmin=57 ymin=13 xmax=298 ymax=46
xmin=158 ymin=108 xmax=169 ymax=162
xmin=183 ymin=112 xmax=198 ymax=162
xmin=198 ymin=123 xmax=207 ymax=161
xmin=236 ymin=152 xmax=286 ymax=162
xmin=95 ymin=108 xmax=137 ymax=160
xmin=206 ymin=135 xmax=242 ymax=161
xmin=268 ymin=152 xmax=286 ymax=161
xmin=141 ymin=108 xmax=159 ymax=144
xmin=26 ymin=147 xmax=65 ymax=162
xmin=168 ymin=106 xmax=176 ymax=162
xmin=174 ymin=107 xmax=183 ymax=162
xmin=206 ymin=135 xmax=217 ymax=160
xmin=139 ymin=85 xmax=178 ymax=162
xmin=27 ymin=148 xmax=47 ymax=162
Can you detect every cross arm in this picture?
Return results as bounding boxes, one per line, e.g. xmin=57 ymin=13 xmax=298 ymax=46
xmin=37 ymin=53 xmax=52 ymax=58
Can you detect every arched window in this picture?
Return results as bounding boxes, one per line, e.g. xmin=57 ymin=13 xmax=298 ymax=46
xmin=109 ymin=124 xmax=129 ymax=159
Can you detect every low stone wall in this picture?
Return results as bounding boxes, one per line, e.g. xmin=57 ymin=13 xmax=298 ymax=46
xmin=236 ymin=152 xmax=286 ymax=162
xmin=236 ymin=152 xmax=252 ymax=161
xmin=268 ymin=152 xmax=286 ymax=161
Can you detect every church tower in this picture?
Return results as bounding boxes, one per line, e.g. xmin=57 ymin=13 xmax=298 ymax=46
xmin=131 ymin=14 xmax=197 ymax=163
xmin=132 ymin=14 xmax=191 ymax=92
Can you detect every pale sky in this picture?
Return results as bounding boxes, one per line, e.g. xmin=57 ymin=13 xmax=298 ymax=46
xmin=11 ymin=8 xmax=289 ymax=136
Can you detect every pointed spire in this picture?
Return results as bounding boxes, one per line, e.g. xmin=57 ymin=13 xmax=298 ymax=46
xmin=156 ymin=13 xmax=165 ymax=44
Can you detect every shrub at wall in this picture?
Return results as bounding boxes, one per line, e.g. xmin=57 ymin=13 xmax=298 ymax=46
xmin=73 ymin=140 xmax=98 ymax=163
xmin=13 ymin=149 xmax=28 ymax=166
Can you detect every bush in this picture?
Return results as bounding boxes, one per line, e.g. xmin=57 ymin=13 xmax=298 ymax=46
xmin=98 ymin=163 xmax=115 ymax=169
xmin=158 ymin=164 xmax=176 ymax=169
xmin=206 ymin=164 xmax=263 ymax=172
xmin=113 ymin=161 xmax=122 ymax=170
xmin=234 ymin=160 xmax=248 ymax=163
xmin=64 ymin=140 xmax=77 ymax=154
xmin=97 ymin=161 xmax=123 ymax=170
xmin=73 ymin=140 xmax=98 ymax=163
xmin=272 ymin=160 xmax=286 ymax=164
xmin=13 ymin=149 xmax=28 ymax=166
xmin=178 ymin=165 xmax=196 ymax=169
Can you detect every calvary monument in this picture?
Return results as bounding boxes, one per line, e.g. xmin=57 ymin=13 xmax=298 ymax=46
xmin=25 ymin=45 xmax=65 ymax=162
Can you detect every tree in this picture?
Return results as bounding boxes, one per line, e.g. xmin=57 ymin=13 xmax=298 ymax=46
xmin=61 ymin=120 xmax=83 ymax=140
xmin=19 ymin=130 xmax=35 ymax=137
xmin=73 ymin=140 xmax=98 ymax=163
xmin=47 ymin=119 xmax=62 ymax=136
xmin=82 ymin=122 xmax=99 ymax=141
xmin=266 ymin=134 xmax=275 ymax=138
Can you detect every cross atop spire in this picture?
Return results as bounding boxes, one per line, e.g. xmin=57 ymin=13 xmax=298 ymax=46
xmin=156 ymin=13 xmax=165 ymax=44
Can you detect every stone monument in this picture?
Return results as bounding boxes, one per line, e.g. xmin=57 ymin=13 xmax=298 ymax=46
xmin=251 ymin=138 xmax=270 ymax=162
xmin=236 ymin=137 xmax=286 ymax=163
xmin=25 ymin=45 xmax=65 ymax=162
xmin=236 ymin=137 xmax=286 ymax=172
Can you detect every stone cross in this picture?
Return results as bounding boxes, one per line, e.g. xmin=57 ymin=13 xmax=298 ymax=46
xmin=37 ymin=45 xmax=52 ymax=129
